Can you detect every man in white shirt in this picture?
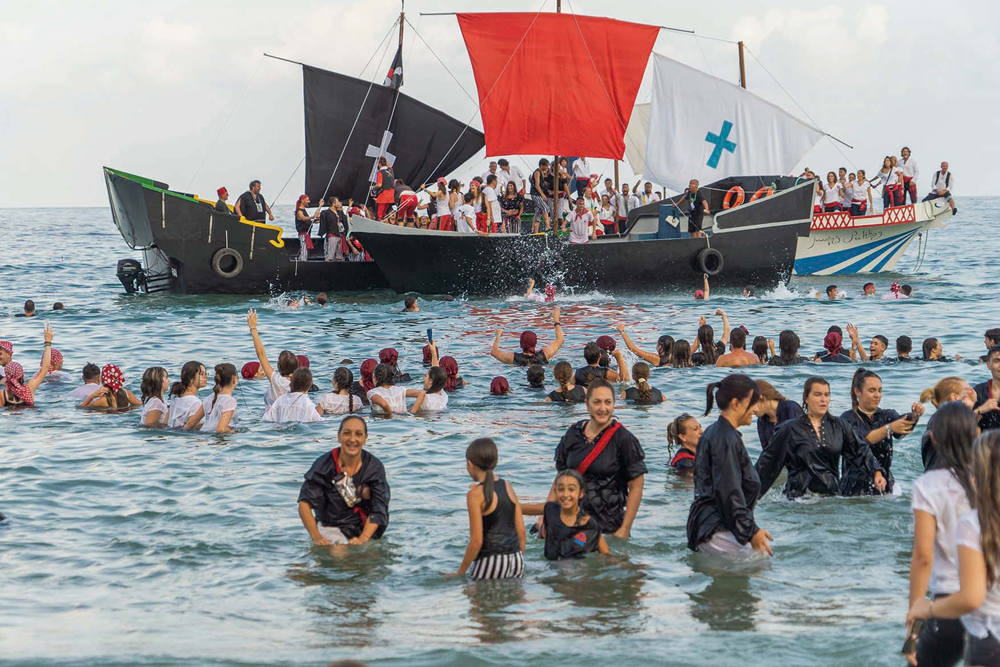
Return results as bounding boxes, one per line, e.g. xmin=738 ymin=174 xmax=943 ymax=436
xmin=456 ymin=192 xmax=484 ymax=234
xmin=66 ymin=362 xmax=102 ymax=401
xmin=923 ymin=161 xmax=956 ymax=214
xmin=483 ymin=175 xmax=503 ymax=233
xmin=571 ymin=157 xmax=592 ymax=197
xmin=614 ymin=183 xmax=640 ymax=234
xmin=567 ymin=198 xmax=595 ymax=244
xmin=482 ymin=161 xmax=499 ymax=185
xmin=637 ymin=182 xmax=662 ymax=206
xmin=599 ymin=178 xmax=616 ymax=200
xmin=497 ymin=158 xmax=526 ymax=195
xmin=899 ymin=147 xmax=919 ymax=204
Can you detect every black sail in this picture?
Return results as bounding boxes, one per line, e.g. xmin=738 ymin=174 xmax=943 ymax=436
xmin=303 ymin=64 xmax=485 ymax=205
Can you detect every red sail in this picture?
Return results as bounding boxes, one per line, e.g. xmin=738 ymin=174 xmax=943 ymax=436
xmin=457 ymin=12 xmax=658 ymax=159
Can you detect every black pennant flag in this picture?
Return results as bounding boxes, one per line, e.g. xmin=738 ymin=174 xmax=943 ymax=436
xmin=383 ymin=45 xmax=403 ymax=89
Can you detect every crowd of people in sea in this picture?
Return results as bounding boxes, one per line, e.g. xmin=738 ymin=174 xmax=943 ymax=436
xmin=4 ymin=287 xmax=998 ymax=664
xmin=212 ymin=147 xmax=957 ymax=260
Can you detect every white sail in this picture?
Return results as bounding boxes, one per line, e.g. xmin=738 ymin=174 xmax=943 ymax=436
xmin=624 ymin=102 xmax=650 ymax=177
xmin=641 ymin=53 xmax=824 ymax=191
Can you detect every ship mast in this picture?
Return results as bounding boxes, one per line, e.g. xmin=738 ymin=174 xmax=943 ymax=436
xmin=554 ymin=0 xmax=562 ymax=206
xmin=738 ymin=40 xmax=746 ymax=89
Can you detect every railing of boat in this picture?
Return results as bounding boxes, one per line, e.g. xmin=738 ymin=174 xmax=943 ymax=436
xmin=811 ymin=204 xmax=916 ymax=231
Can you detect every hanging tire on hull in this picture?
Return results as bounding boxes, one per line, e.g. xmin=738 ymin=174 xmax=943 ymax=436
xmin=697 ymin=248 xmax=724 ymax=276
xmin=211 ymin=248 xmax=244 ymax=279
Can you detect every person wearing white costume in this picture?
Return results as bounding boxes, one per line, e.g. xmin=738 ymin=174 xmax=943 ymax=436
xmin=247 ymin=308 xmax=298 ymax=408
xmin=923 ymin=162 xmax=957 ymax=214
xmin=263 ymin=368 xmax=322 ymax=424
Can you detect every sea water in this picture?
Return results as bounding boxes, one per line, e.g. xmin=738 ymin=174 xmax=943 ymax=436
xmin=0 ymin=200 xmax=996 ymax=666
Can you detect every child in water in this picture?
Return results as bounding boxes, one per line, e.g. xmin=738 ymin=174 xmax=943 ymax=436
xmin=522 ymin=470 xmax=610 ymax=560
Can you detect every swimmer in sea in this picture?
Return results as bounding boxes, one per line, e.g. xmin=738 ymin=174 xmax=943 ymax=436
xmin=616 ymin=322 xmax=673 ymax=367
xmin=845 ymin=323 xmax=888 ymax=362
xmin=619 ymin=362 xmax=664 ymax=405
xmin=521 ymin=469 xmax=610 ymax=560
xmin=714 ymin=327 xmax=761 ymax=368
xmin=691 ymin=309 xmax=730 ymax=366
xmin=896 ymin=335 xmax=914 ymax=361
xmin=922 ymin=337 xmax=962 ymax=362
xmin=767 ymin=330 xmax=807 ymax=366
xmin=817 ymin=284 xmax=844 ymax=300
xmin=973 ymin=346 xmax=1000 ymax=432
xmin=491 ymin=307 xmax=563 ymax=366
xmin=547 ymin=360 xmax=586 ymax=403
xmin=526 ymin=365 xmax=545 ymax=389
xmin=667 ymin=414 xmax=703 ymax=475
xmin=524 ymin=278 xmax=556 ymax=303
xmin=862 ymin=282 xmax=876 ymax=296
xmin=574 ymin=341 xmax=624 ymax=386
xmin=489 ymin=376 xmax=510 ymax=396
xmin=403 ymin=296 xmax=420 ymax=312
xmin=694 ymin=273 xmax=710 ymax=300
xmin=139 ymin=366 xmax=170 ymax=427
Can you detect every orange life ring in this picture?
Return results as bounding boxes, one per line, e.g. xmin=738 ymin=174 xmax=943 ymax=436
xmin=749 ymin=186 xmax=774 ymax=203
xmin=722 ymin=186 xmax=745 ymax=209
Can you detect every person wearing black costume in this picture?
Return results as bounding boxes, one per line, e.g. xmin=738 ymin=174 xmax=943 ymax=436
xmin=575 ymin=342 xmax=623 ymax=386
xmin=756 ymin=377 xmax=887 ymax=498
xmin=920 ymin=377 xmax=978 ymax=471
xmin=491 ymin=307 xmax=563 ymax=366
xmin=667 ymin=414 xmax=702 ymax=475
xmin=973 ymin=346 xmax=1000 ymax=432
xmin=318 ymin=197 xmax=349 ymax=262
xmin=297 ymin=415 xmax=390 ymax=546
xmin=767 ymin=330 xmax=808 ymax=366
xmin=839 ymin=369 xmax=924 ymax=494
xmin=547 ymin=361 xmax=586 ymax=403
xmin=683 ymin=178 xmax=710 ymax=238
xmin=522 ymin=469 xmax=610 ymax=560
xmin=687 ymin=374 xmax=774 ymax=556
xmin=551 ymin=379 xmax=646 ymax=537
xmin=214 ymin=187 xmax=230 ymax=213
xmin=617 ymin=323 xmax=673 ymax=367
xmin=753 ymin=379 xmax=803 ymax=453
xmin=234 ymin=179 xmax=274 ymax=222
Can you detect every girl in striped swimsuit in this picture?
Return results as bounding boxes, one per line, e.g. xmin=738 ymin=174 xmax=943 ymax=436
xmin=454 ymin=438 xmax=526 ymax=580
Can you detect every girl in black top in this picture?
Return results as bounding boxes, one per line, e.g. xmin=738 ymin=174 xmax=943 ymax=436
xmin=687 ymin=374 xmax=773 ymax=556
xmin=753 ymin=379 xmax=803 ymax=452
xmin=454 ymin=438 xmax=526 ymax=579
xmin=620 ymin=362 xmax=665 ymax=405
xmin=522 ymin=470 xmax=610 ymax=560
xmin=551 ymin=380 xmax=647 ymax=537
xmin=547 ymin=361 xmax=586 ymax=403
xmin=839 ymin=368 xmax=923 ymax=494
xmin=755 ymin=377 xmax=887 ymax=498
xmin=691 ymin=311 xmax=729 ymax=366
xmin=297 ymin=416 xmax=390 ymax=547
xmin=490 ymin=308 xmax=564 ymax=366
xmin=668 ymin=414 xmax=703 ymax=475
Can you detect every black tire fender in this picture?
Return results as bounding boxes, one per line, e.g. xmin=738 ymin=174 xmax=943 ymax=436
xmin=211 ymin=248 xmax=243 ymax=279
xmin=697 ymin=248 xmax=724 ymax=276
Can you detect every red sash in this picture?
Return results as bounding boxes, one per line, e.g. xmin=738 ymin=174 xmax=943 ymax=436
xmin=577 ymin=421 xmax=623 ymax=475
xmin=332 ymin=447 xmax=368 ymax=525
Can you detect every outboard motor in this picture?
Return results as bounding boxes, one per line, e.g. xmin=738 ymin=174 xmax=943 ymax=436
xmin=116 ymin=258 xmax=145 ymax=294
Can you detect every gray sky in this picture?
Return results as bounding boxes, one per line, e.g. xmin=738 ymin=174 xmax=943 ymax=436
xmin=1 ymin=0 xmax=996 ymax=207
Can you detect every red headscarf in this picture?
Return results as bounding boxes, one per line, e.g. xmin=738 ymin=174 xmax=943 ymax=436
xmin=360 ymin=359 xmax=377 ymax=392
xmin=46 ymin=348 xmax=63 ymax=372
xmin=296 ymin=355 xmax=310 ymax=369
xmin=519 ymin=331 xmax=537 ymax=355
xmin=379 ymin=348 xmax=399 ymax=365
xmin=101 ymin=364 xmax=125 ymax=393
xmin=597 ymin=335 xmax=616 ymax=352
xmin=440 ymin=356 xmax=460 ymax=391
xmin=422 ymin=344 xmax=433 ymax=365
xmin=0 ymin=341 xmax=12 ymax=355
xmin=3 ymin=362 xmax=33 ymax=406
xmin=296 ymin=194 xmax=309 ymax=209
xmin=544 ymin=285 xmax=556 ymax=302
xmin=824 ymin=332 xmax=843 ymax=358
xmin=490 ymin=376 xmax=510 ymax=395
xmin=241 ymin=361 xmax=260 ymax=379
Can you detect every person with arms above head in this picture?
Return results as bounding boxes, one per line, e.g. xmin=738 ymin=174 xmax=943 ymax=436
xmin=497 ymin=158 xmax=526 ymax=195
xmin=571 ymin=156 xmax=591 ymax=197
xmin=550 ymin=379 xmax=646 ymax=537
xmin=214 ymin=187 xmax=230 ymax=213
xmin=691 ymin=309 xmax=730 ymax=366
xmin=66 ymin=362 xmax=102 ymax=402
xmin=756 ymin=376 xmax=887 ymax=499
xmin=681 ymin=179 xmax=710 ymax=238
xmin=483 ymin=175 xmax=502 ymax=233
xmin=294 ymin=194 xmax=320 ymax=261
xmin=687 ymin=374 xmax=774 ymax=557
xmin=974 ymin=346 xmax=1000 ymax=432
xmin=840 ymin=368 xmax=924 ymax=494
xmin=904 ymin=402 xmax=977 ymax=667
xmin=234 ymin=180 xmax=274 ymax=222
xmin=453 ymin=438 xmax=526 ymax=579
xmin=529 ymin=158 xmax=553 ymax=233
xmin=768 ymin=329 xmax=808 ymax=366
xmin=246 ymin=309 xmax=298 ymax=408
xmin=981 ymin=329 xmax=1000 ymax=363
xmin=373 ymin=156 xmax=395 ymax=221
xmin=694 ymin=273 xmax=711 ymax=301
xmin=923 ymin=161 xmax=957 ymax=214
xmin=715 ymin=327 xmax=761 ymax=368
xmin=616 ymin=323 xmax=673 ymax=368
xmin=845 ymin=323 xmax=887 ymax=362
xmin=567 ymin=197 xmax=596 ymax=244
xmin=906 ymin=430 xmax=1000 ymax=667
xmin=491 ymin=307 xmax=562 ymax=366
xmin=298 ymin=415 xmax=390 ymax=547
xmin=899 ymin=146 xmax=919 ymax=204
xmin=0 ymin=325 xmax=53 ymax=407
xmin=897 ymin=335 xmax=915 ymax=362
xmin=16 ymin=300 xmax=36 ymax=318
xmin=614 ymin=182 xmax=640 ymax=235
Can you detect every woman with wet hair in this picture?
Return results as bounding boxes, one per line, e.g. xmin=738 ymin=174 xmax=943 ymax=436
xmin=319 ymin=367 xmax=364 ymax=415
xmin=667 ymin=414 xmax=703 ymax=475
xmin=410 ymin=344 xmax=449 ymax=412
xmin=167 ymin=360 xmax=207 ymax=428
xmin=368 ymin=363 xmax=423 ymax=415
xmin=526 ymin=365 xmax=545 ymax=389
xmin=139 ymin=366 xmax=169 ymax=426
xmin=247 ymin=309 xmax=298 ymax=408
xmin=79 ymin=363 xmax=141 ymax=410
xmin=263 ymin=368 xmax=321 ymax=423
xmin=616 ymin=322 xmax=673 ymax=367
xmin=378 ymin=347 xmax=411 ymax=383
xmin=620 ymin=362 xmax=664 ymax=405
xmin=687 ymin=374 xmax=773 ymax=556
xmin=920 ymin=376 xmax=978 ymax=471
xmin=922 ymin=337 xmax=961 ymax=362
xmin=670 ymin=339 xmax=694 ymax=368
xmin=546 ymin=360 xmax=586 ymax=403
xmin=691 ymin=310 xmax=730 ymax=367
xmin=753 ymin=379 xmax=802 ymax=453
xmin=756 ymin=377 xmax=886 ymax=498
xmin=768 ymin=330 xmax=807 ymax=366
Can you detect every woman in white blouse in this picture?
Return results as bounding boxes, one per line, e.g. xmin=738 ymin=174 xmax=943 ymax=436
xmin=263 ymin=368 xmax=321 ymax=424
xmin=140 ymin=366 xmax=170 ymax=427
xmin=318 ymin=367 xmax=365 ymax=415
xmin=182 ymin=363 xmax=239 ymax=433
xmin=247 ymin=309 xmax=299 ymax=408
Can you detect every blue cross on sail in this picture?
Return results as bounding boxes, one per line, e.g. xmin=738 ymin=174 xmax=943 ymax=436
xmin=635 ymin=53 xmax=823 ymax=192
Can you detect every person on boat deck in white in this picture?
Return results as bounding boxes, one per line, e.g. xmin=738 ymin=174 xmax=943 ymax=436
xmin=367 ymin=362 xmax=424 ymax=416
xmin=614 ymin=183 xmax=640 ymax=234
xmin=873 ymin=156 xmax=900 ymax=210
xmin=571 ymin=156 xmax=592 ymax=197
xmin=567 ymin=197 xmax=597 ymax=244
xmin=456 ymin=192 xmax=484 ymax=235
xmin=837 ymin=168 xmax=852 ymax=211
xmin=923 ymin=161 xmax=957 ymax=214
xmin=263 ymin=368 xmax=322 ymax=423
xmin=637 ymin=182 xmax=661 ymax=206
xmin=899 ymin=146 xmax=919 ymax=204
xmin=482 ymin=161 xmax=499 ymax=185
xmin=247 ymin=309 xmax=298 ymax=408
xmin=483 ymin=175 xmax=503 ymax=233
xmin=234 ymin=180 xmax=274 ymax=222
xmin=497 ymin=158 xmax=526 ymax=195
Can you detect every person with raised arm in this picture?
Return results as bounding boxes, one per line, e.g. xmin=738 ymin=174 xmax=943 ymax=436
xmin=0 ymin=324 xmax=54 ymax=407
xmin=616 ymin=322 xmax=673 ymax=367
xmin=690 ymin=309 xmax=730 ymax=366
xmin=490 ymin=307 xmax=563 ymax=366
xmin=247 ymin=309 xmax=298 ymax=408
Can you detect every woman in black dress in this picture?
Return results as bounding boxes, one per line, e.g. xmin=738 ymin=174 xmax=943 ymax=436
xmin=687 ymin=374 xmax=774 ymax=556
xmin=551 ymin=379 xmax=647 ymax=537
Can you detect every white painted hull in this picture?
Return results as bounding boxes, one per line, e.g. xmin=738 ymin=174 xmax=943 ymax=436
xmin=793 ymin=198 xmax=952 ymax=275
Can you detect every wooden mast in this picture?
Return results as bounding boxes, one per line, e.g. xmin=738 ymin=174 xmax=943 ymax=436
xmin=554 ymin=0 xmax=562 ymax=223
xmin=399 ymin=1 xmax=405 ymax=48
xmin=738 ymin=40 xmax=746 ymax=89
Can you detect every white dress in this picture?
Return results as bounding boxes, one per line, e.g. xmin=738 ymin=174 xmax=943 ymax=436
xmin=367 ymin=386 xmax=407 ymax=414
xmin=141 ymin=396 xmax=168 ymax=426
xmin=416 ymin=391 xmax=449 ymax=412
xmin=264 ymin=371 xmax=290 ymax=408
xmin=201 ymin=393 xmax=238 ymax=431
xmin=168 ymin=394 xmax=202 ymax=429
xmin=262 ymin=392 xmax=321 ymax=423
xmin=317 ymin=391 xmax=364 ymax=415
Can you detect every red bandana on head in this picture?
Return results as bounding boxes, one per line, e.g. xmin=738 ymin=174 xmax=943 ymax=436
xmin=46 ymin=348 xmax=62 ymax=373
xmin=101 ymin=364 xmax=125 ymax=393
xmin=3 ymin=362 xmax=33 ymax=405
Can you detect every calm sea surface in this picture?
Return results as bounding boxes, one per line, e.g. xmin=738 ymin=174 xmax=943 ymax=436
xmin=0 ymin=200 xmax=996 ymax=666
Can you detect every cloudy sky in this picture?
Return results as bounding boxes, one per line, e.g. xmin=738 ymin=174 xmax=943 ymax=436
xmin=1 ymin=0 xmax=996 ymax=207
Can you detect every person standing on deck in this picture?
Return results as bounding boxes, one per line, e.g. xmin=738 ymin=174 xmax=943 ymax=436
xmin=683 ymin=179 xmax=710 ymax=239
xmin=373 ymin=156 xmax=395 ymax=221
xmin=294 ymin=195 xmax=320 ymax=261
xmin=638 ymin=182 xmax=661 ymax=206
xmin=530 ymin=159 xmax=553 ymax=234
xmin=498 ymin=158 xmax=526 ymax=195
xmin=614 ymin=183 xmax=639 ymax=235
xmin=923 ymin=162 xmax=957 ymax=215
xmin=482 ymin=161 xmax=499 ymax=185
xmin=572 ymin=156 xmax=592 ymax=198
xmin=234 ymin=180 xmax=274 ymax=222
xmin=214 ymin=187 xmax=230 ymax=213
xmin=899 ymin=147 xmax=919 ymax=204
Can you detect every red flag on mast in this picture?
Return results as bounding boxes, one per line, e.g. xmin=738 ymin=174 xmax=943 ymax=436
xmin=457 ymin=13 xmax=658 ymax=159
